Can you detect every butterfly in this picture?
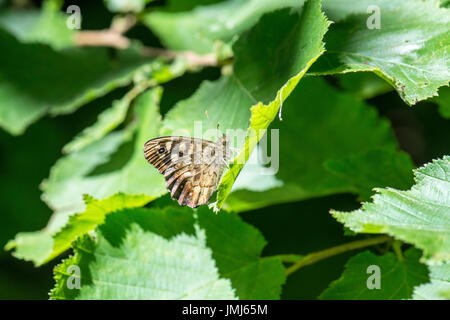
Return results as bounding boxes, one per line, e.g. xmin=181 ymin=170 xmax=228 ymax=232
xmin=143 ymin=135 xmax=232 ymax=208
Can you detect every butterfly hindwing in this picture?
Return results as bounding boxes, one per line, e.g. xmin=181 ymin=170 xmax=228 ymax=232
xmin=144 ymin=136 xmax=229 ymax=208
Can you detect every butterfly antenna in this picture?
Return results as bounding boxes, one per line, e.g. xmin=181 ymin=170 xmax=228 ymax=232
xmin=222 ymin=157 xmax=230 ymax=169
xmin=216 ymin=122 xmax=222 ymax=140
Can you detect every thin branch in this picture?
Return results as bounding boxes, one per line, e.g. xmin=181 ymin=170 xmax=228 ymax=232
xmin=141 ymin=47 xmax=217 ymax=67
xmin=272 ymin=254 xmax=303 ymax=263
xmin=75 ymin=30 xmax=130 ymax=49
xmin=75 ymin=15 xmax=218 ymax=67
xmin=111 ymin=14 xmax=137 ymax=34
xmin=392 ymin=240 xmax=404 ymax=261
xmin=76 ymin=14 xmax=136 ymax=49
xmin=285 ymin=235 xmax=392 ymax=276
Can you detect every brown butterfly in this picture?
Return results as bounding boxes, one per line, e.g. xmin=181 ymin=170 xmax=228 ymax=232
xmin=143 ymin=135 xmax=232 ymax=208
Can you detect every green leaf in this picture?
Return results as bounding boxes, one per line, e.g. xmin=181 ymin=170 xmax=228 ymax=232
xmin=322 ymin=0 xmax=404 ymax=21
xmin=50 ymin=205 xmax=284 ymax=299
xmin=320 ymin=248 xmax=429 ymax=300
xmin=142 ymin=0 xmax=304 ymax=54
xmin=0 ymin=28 xmax=152 ymax=135
xmin=160 ymin=76 xmax=254 ymax=140
xmin=331 ymin=156 xmax=450 ymax=262
xmin=41 ymin=88 xmax=166 ymax=220
xmin=215 ymin=0 xmax=330 ymax=210
xmin=412 ymin=262 xmax=450 ymax=300
xmin=0 ymin=0 xmax=75 ymax=50
xmin=337 ymin=72 xmax=394 ymax=100
xmin=225 ymin=78 xmax=410 ymax=212
xmin=5 ymin=193 xmax=153 ymax=266
xmin=105 ymin=0 xmax=153 ymax=13
xmin=62 ymin=93 xmax=134 ymax=154
xmin=63 ymin=58 xmax=188 ymax=153
xmin=154 ymin=1 xmax=329 ymax=211
xmin=432 ymin=86 xmax=450 ymax=119
xmin=325 ymin=149 xmax=414 ymax=202
xmin=197 ymin=207 xmax=285 ymax=299
xmin=4 ymin=231 xmax=54 ymax=266
xmin=50 ymin=235 xmax=95 ymax=300
xmin=311 ymin=0 xmax=450 ymax=105
xmin=163 ymin=0 xmax=225 ymax=12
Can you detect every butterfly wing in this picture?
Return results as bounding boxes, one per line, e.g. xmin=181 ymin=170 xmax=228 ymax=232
xmin=144 ymin=136 xmax=227 ymax=208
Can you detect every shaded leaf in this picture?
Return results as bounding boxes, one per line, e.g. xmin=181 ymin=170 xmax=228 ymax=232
xmin=0 ymin=29 xmax=151 ymax=135
xmin=337 ymin=72 xmax=393 ymax=100
xmin=142 ymin=0 xmax=304 ymax=54
xmin=197 ymin=207 xmax=285 ymax=299
xmin=163 ymin=0 xmax=225 ymax=12
xmin=325 ymin=149 xmax=414 ymax=202
xmin=63 ymin=58 xmax=188 ymax=153
xmin=320 ymin=248 xmax=429 ymax=300
xmin=225 ymin=78 xmax=408 ymax=212
xmin=0 ymin=0 xmax=75 ymax=49
xmin=432 ymin=86 xmax=450 ymax=119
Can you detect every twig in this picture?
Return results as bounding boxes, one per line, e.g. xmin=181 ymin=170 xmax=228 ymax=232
xmin=111 ymin=14 xmax=137 ymax=34
xmin=392 ymin=240 xmax=404 ymax=261
xmin=75 ymin=15 xmax=218 ymax=67
xmin=285 ymin=235 xmax=392 ymax=276
xmin=75 ymin=30 xmax=130 ymax=49
xmin=141 ymin=47 xmax=217 ymax=67
xmin=75 ymin=14 xmax=135 ymax=49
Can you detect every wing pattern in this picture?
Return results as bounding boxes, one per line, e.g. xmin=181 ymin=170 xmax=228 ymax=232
xmin=144 ymin=136 xmax=228 ymax=208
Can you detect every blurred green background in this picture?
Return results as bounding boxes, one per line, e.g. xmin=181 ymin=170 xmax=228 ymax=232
xmin=0 ymin=0 xmax=449 ymax=299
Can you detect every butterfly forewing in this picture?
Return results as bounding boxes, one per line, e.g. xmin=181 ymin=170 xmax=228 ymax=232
xmin=143 ymin=136 xmax=230 ymax=208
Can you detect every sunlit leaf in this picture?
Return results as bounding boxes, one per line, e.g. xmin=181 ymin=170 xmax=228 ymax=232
xmin=331 ymin=156 xmax=450 ymax=262
xmin=412 ymin=261 xmax=450 ymax=300
xmin=311 ymin=0 xmax=450 ymax=105
xmin=215 ymin=0 xmax=330 ymax=210
xmin=5 ymin=193 xmax=153 ymax=266
xmin=50 ymin=204 xmax=284 ymax=299
xmin=41 ymin=88 xmax=166 ymax=219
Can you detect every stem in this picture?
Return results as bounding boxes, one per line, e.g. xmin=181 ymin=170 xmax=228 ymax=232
xmin=140 ymin=47 xmax=217 ymax=68
xmin=76 ymin=30 xmax=130 ymax=49
xmin=285 ymin=235 xmax=392 ymax=276
xmin=75 ymin=14 xmax=218 ymax=68
xmin=273 ymin=254 xmax=304 ymax=263
xmin=392 ymin=240 xmax=404 ymax=261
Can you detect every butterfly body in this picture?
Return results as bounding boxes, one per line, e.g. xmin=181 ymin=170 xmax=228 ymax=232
xmin=144 ymin=135 xmax=232 ymax=208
